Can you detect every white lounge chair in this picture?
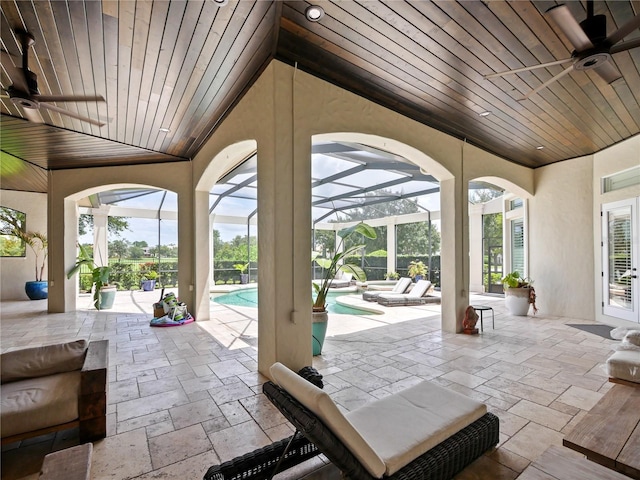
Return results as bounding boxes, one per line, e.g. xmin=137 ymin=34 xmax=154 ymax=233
xmin=377 ymin=279 xmax=433 ymax=306
xmin=362 ymin=277 xmax=412 ymax=302
xmin=328 ymin=272 xmax=353 ymax=288
xmin=263 ymin=362 xmax=499 ymax=480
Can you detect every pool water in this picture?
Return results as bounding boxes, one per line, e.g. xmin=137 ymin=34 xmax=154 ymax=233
xmin=212 ymin=287 xmax=375 ymax=315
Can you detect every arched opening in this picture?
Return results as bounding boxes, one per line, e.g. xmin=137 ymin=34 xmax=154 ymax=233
xmin=65 ymin=184 xmax=179 ymax=313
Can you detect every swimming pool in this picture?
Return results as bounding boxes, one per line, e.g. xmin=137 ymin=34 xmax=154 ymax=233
xmin=212 ymin=287 xmax=376 ymax=315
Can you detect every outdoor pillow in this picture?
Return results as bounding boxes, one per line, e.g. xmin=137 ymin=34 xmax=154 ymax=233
xmin=1 ymin=339 xmax=88 ymax=384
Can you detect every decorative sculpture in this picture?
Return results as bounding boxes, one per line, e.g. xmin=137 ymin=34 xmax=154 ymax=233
xmin=463 ymin=305 xmax=479 ymax=334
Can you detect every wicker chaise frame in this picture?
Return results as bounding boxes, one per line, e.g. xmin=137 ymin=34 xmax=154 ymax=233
xmin=204 ymin=433 xmax=319 ymax=480
xmin=262 ymin=381 xmax=499 ymax=480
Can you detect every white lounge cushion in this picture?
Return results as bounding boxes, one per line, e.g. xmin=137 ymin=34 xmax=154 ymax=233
xmin=607 ymin=350 xmax=640 ymax=384
xmin=625 ymin=330 xmax=640 ymax=347
xmin=270 ymin=363 xmax=386 ymax=478
xmin=1 ymin=371 xmax=80 ymax=437
xmin=346 ymin=381 xmax=487 ymax=475
xmin=1 ymin=339 xmax=87 ymax=384
xmin=377 ymin=280 xmax=432 ymax=304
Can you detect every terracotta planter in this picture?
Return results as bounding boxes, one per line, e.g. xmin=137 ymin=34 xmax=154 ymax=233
xmin=504 ymin=287 xmax=532 ymax=315
xmin=312 ymin=311 xmax=328 ymax=355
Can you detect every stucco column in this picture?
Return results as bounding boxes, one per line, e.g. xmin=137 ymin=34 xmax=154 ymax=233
xmin=193 ymin=190 xmax=212 ymax=321
xmin=387 ymin=219 xmax=396 ymax=273
xmin=92 ymin=206 xmax=110 ymax=267
xmin=177 ymin=186 xmax=195 ymax=311
xmin=48 ymin=195 xmax=78 ymax=313
xmin=469 ymin=203 xmax=484 ymax=293
xmin=439 ymin=177 xmax=468 ymax=332
xmin=257 ymin=64 xmax=312 ymax=373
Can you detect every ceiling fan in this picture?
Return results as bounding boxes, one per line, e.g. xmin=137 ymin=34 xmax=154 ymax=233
xmin=485 ymin=0 xmax=640 ymax=100
xmin=0 ymin=29 xmax=106 ymax=126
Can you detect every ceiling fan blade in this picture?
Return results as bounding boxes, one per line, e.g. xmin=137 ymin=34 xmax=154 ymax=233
xmin=21 ymin=107 xmax=43 ymax=123
xmin=605 ymin=14 xmax=640 ymax=46
xmin=610 ymin=37 xmax=640 ymax=55
xmin=593 ymin=61 xmax=622 ymax=84
xmin=546 ymin=4 xmax=594 ymax=52
xmin=39 ymin=102 xmax=105 ymax=127
xmin=0 ymin=51 xmax=29 ymax=92
xmin=34 ymin=94 xmax=105 ymax=103
xmin=484 ymin=57 xmax=573 ymax=79
xmin=519 ymin=64 xmax=574 ymax=100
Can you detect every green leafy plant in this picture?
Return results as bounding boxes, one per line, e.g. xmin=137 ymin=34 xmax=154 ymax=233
xmin=312 ymin=222 xmax=376 ymax=312
xmin=67 ymin=243 xmax=112 ymax=310
xmin=407 ymin=260 xmax=427 ymax=279
xmin=17 ymin=231 xmax=48 ymax=281
xmin=384 ymin=271 xmax=400 ymax=280
xmin=501 ymin=271 xmax=533 ymax=289
xmin=142 ymin=270 xmax=158 ymax=281
xmin=502 ymin=271 xmax=537 ymax=313
xmin=233 ymin=263 xmax=249 ymax=274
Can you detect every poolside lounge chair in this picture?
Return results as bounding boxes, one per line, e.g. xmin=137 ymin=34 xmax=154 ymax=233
xmin=263 ymin=362 xmax=499 ymax=480
xmin=377 ymin=279 xmax=434 ymax=306
xmin=328 ymin=272 xmax=353 ymax=288
xmin=362 ymin=277 xmax=411 ymax=302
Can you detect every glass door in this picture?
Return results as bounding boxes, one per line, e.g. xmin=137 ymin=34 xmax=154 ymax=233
xmin=602 ymin=198 xmax=639 ymax=322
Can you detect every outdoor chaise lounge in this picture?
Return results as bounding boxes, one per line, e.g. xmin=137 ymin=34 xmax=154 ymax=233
xmin=263 ymin=362 xmax=499 ymax=480
xmin=377 ymin=279 xmax=437 ymax=306
xmin=328 ymin=272 xmax=353 ymax=288
xmin=362 ymin=277 xmax=412 ymax=302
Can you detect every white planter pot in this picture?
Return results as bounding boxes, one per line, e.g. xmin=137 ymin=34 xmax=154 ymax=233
xmin=504 ymin=287 xmax=532 ymax=316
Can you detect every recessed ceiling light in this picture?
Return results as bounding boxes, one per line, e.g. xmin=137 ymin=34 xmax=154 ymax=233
xmin=159 ymin=127 xmax=170 ymax=133
xmin=211 ymin=0 xmax=228 ymax=6
xmin=536 ymin=146 xmax=544 ymax=150
xmin=305 ymin=5 xmax=325 ymax=22
xmin=478 ymin=111 xmax=491 ymax=117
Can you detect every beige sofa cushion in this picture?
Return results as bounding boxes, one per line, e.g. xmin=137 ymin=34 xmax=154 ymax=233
xmin=346 ymin=380 xmax=487 ymax=476
xmin=0 ymin=371 xmax=80 ymax=437
xmin=1 ymin=339 xmax=87 ymax=384
xmin=607 ymin=350 xmax=640 ymax=384
xmin=270 ymin=362 xmax=386 ymax=478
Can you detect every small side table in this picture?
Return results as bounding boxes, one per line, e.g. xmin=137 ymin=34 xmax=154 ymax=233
xmin=471 ymin=305 xmax=494 ymax=332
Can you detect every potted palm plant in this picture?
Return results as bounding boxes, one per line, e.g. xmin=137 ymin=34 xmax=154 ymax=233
xmin=67 ymin=244 xmax=115 ymax=310
xmin=233 ymin=263 xmax=250 ymax=284
xmin=407 ymin=260 xmax=427 ymax=282
xmin=140 ymin=270 xmax=158 ymax=291
xmin=18 ymin=230 xmax=48 ymax=300
xmin=501 ymin=271 xmax=537 ymax=315
xmin=311 ymin=222 xmax=376 ymax=355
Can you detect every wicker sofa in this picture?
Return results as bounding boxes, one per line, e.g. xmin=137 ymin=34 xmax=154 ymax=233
xmin=1 ymin=339 xmax=109 ymax=445
xmin=263 ymin=362 xmax=499 ymax=480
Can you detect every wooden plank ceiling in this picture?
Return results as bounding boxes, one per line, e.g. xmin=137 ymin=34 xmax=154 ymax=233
xmin=1 ymin=0 xmax=639 ymax=194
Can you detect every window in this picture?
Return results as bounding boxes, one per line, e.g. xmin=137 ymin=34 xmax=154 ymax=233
xmin=511 ymin=219 xmax=525 ymax=275
xmin=510 ymin=198 xmax=523 ymax=209
xmin=0 ymin=206 xmax=26 ymax=257
xmin=602 ymin=166 xmax=640 ymax=194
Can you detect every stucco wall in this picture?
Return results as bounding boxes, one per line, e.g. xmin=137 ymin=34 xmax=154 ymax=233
xmin=530 ymin=157 xmax=595 ymax=319
xmin=593 ymin=134 xmax=640 ymax=324
xmin=0 ymin=190 xmax=48 ymax=300
xmin=47 ymin=161 xmax=194 ymax=313
xmin=192 ymin=60 xmax=536 ymax=373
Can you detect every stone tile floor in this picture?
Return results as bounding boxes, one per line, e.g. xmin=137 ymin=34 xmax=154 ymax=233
xmin=0 ymin=291 xmax=634 ymax=480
